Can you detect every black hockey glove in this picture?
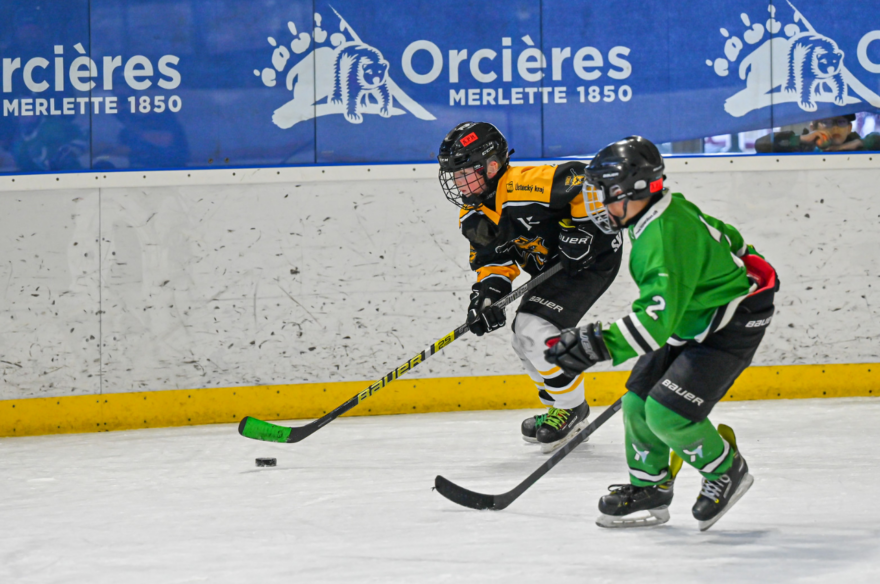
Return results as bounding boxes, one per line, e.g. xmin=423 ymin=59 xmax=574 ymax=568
xmin=467 ymin=278 xmax=511 ymax=336
xmin=544 ymin=322 xmax=611 ymax=377
xmin=558 ymin=219 xmax=595 ymax=275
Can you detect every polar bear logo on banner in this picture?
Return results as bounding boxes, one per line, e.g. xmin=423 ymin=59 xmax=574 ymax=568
xmin=782 ymin=33 xmax=847 ymax=111
xmin=330 ymin=43 xmax=391 ymax=123
xmin=707 ymin=1 xmax=880 ymax=118
xmin=254 ymin=8 xmax=434 ymax=129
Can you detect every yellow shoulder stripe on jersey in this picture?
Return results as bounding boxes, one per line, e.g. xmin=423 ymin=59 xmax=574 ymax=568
xmin=569 ymin=192 xmax=588 ymax=219
xmin=496 ymin=166 xmax=555 ymax=207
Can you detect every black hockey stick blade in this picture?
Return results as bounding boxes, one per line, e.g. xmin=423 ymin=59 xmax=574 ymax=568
xmin=434 ymin=476 xmax=497 ymax=510
xmin=434 ymin=397 xmax=623 ymax=511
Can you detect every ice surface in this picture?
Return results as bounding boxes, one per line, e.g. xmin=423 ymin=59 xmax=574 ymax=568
xmin=2 ymin=397 xmax=879 ymax=583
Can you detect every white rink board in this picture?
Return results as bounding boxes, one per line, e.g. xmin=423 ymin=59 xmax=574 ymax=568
xmin=0 ymin=398 xmax=879 ymax=583
xmin=1 ymin=158 xmax=879 ymax=400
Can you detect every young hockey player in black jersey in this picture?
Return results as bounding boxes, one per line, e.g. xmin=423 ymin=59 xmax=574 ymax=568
xmin=438 ymin=122 xmax=624 ymax=451
xmin=544 ymin=136 xmax=779 ymax=530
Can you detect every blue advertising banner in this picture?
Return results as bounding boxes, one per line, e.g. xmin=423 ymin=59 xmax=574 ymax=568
xmin=0 ymin=2 xmax=90 ymax=173
xmin=1 ymin=0 xmax=880 ymax=174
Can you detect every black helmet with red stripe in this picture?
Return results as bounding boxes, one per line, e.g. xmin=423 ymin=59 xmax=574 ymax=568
xmin=437 ymin=122 xmax=510 ymax=210
xmin=581 ymin=136 xmax=665 ymax=234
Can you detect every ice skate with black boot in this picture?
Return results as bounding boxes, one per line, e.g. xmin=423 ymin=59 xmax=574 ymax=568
xmin=520 ymin=411 xmax=549 ymax=444
xmin=536 ymin=402 xmax=590 ymax=453
xmin=596 ymin=483 xmax=674 ymax=528
xmin=692 ymin=424 xmax=754 ymax=531
xmin=596 ymin=451 xmax=682 ymax=528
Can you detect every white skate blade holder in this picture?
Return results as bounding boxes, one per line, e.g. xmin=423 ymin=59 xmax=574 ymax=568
xmin=539 ymin=418 xmax=591 ymax=454
xmin=596 ymin=506 xmax=670 ymax=529
xmin=522 ymin=435 xmax=539 ymax=444
xmin=698 ymin=472 xmax=754 ymax=532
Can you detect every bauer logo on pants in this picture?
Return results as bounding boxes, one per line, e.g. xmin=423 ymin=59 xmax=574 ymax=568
xmin=254 ymin=8 xmax=435 ymax=129
xmin=661 ymin=379 xmax=705 ymax=406
xmin=709 ymin=1 xmax=880 ymax=117
xmin=527 ymin=296 xmax=564 ymax=313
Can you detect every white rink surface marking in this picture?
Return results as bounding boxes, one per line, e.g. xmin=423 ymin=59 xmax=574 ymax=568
xmin=1 ymin=398 xmax=879 ymax=583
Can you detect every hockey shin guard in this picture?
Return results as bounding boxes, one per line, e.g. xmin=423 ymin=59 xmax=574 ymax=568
xmin=643 ymin=397 xmax=735 ymax=480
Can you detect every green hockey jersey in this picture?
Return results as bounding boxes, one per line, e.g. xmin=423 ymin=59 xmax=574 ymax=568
xmin=603 ymin=191 xmax=758 ymax=366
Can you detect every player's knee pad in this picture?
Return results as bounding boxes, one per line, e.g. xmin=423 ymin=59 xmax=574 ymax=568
xmin=511 ymin=312 xmax=561 ymax=365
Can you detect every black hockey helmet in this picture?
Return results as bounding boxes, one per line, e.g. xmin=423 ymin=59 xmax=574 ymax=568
xmin=581 ymin=136 xmax=665 ymax=234
xmin=438 ymin=122 xmax=510 ymax=210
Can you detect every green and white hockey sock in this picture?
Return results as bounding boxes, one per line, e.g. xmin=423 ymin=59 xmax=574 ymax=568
xmin=623 ymin=392 xmax=735 ymax=486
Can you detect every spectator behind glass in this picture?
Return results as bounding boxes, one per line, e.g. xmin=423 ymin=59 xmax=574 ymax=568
xmin=11 ymin=100 xmax=87 ymax=172
xmin=755 ymin=114 xmax=880 ymax=153
xmin=112 ymin=86 xmax=191 ymax=170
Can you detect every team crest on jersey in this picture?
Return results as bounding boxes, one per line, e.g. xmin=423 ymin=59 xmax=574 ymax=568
xmin=498 ymin=236 xmax=550 ymax=269
xmin=564 ymin=168 xmax=585 ymax=192
xmin=708 ymin=1 xmax=880 ymax=117
xmin=255 ymin=8 xmax=435 ymax=129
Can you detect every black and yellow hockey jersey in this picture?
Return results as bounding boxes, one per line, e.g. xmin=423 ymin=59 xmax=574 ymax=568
xmin=460 ymin=161 xmax=623 ymax=283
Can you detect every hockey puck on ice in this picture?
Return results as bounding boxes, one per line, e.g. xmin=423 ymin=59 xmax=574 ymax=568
xmin=255 ymin=457 xmax=277 ymax=467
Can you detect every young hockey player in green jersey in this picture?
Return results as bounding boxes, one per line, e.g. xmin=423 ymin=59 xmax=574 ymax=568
xmin=544 ymin=136 xmax=778 ymax=531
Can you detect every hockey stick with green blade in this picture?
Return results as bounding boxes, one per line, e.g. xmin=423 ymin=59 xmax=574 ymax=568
xmin=238 ymin=262 xmax=563 ymax=444
xmin=434 ymin=397 xmax=623 ymax=510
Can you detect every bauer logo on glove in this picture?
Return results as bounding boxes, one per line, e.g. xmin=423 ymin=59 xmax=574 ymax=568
xmin=558 ymin=219 xmax=595 ymax=275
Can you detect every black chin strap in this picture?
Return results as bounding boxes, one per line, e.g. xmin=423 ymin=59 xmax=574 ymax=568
xmin=617 ymin=193 xmax=664 ymax=229
xmin=609 ymin=198 xmax=630 ymax=231
xmin=468 ymin=161 xmax=508 ymax=208
xmin=484 ymin=160 xmax=508 ymax=193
